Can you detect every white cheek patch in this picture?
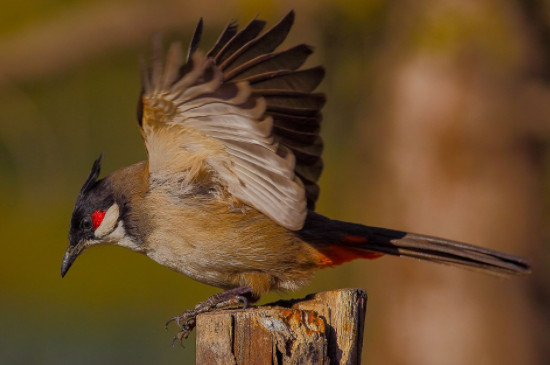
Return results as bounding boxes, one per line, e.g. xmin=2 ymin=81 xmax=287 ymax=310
xmin=94 ymin=203 xmax=120 ymax=238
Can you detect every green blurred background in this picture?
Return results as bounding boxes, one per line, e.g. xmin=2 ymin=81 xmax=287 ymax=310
xmin=1 ymin=0 xmax=549 ymax=364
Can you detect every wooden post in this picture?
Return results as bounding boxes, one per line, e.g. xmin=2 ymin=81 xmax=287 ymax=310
xmin=196 ymin=288 xmax=367 ymax=365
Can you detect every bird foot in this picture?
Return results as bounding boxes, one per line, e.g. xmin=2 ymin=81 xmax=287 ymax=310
xmin=165 ymin=286 xmax=255 ymax=346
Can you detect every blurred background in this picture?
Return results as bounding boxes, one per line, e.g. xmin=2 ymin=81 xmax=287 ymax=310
xmin=1 ymin=0 xmax=549 ymax=364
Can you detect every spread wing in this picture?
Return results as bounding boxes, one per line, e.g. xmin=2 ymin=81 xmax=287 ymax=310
xmin=138 ymin=11 xmax=324 ymax=230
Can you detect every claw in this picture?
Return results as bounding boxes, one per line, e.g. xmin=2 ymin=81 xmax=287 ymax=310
xmin=165 ymin=287 xmax=256 ymax=345
xmin=171 ymin=324 xmax=194 ymax=348
xmin=235 ymin=295 xmax=249 ymax=309
xmin=165 ymin=316 xmax=179 ymax=330
xmin=171 ymin=335 xmax=178 ymax=348
xmin=171 ymin=332 xmax=186 ymax=348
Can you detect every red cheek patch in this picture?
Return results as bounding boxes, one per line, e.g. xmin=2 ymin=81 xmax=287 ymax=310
xmin=92 ymin=210 xmax=106 ymax=230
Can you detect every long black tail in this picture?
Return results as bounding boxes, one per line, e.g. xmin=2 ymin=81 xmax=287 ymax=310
xmin=299 ymin=212 xmax=531 ymax=276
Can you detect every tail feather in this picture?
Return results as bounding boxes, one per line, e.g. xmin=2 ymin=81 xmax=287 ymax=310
xmin=300 ymin=212 xmax=531 ymax=276
xmin=366 ymin=229 xmax=530 ymax=275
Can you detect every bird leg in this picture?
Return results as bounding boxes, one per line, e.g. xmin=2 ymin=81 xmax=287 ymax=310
xmin=166 ymin=286 xmax=257 ymax=345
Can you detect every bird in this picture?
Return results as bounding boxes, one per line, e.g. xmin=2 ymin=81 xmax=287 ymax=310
xmin=61 ymin=11 xmax=530 ymax=341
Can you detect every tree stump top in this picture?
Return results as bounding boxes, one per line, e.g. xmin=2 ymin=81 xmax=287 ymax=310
xmin=196 ymin=288 xmax=367 ymax=365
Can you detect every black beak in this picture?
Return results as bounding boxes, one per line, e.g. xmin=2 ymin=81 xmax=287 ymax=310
xmin=61 ymin=242 xmax=84 ymax=278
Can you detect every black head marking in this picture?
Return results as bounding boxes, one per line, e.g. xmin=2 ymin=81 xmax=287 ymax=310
xmin=69 ymin=154 xmax=115 ymax=246
xmin=80 ymin=154 xmax=103 ymax=195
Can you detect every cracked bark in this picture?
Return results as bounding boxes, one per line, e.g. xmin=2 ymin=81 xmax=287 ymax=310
xmin=195 ymin=288 xmax=367 ymax=365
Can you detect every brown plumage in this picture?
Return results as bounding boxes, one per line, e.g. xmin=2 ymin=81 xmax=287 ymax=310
xmin=62 ymin=11 xmax=530 ymax=340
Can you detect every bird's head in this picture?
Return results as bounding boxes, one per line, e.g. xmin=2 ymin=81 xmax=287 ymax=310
xmin=61 ymin=155 xmax=122 ymax=277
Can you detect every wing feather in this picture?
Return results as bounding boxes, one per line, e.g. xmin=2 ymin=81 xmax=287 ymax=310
xmin=206 ymin=20 xmax=239 ymax=58
xmin=225 ymin=44 xmax=313 ymax=81
xmin=219 ymin=11 xmax=295 ymax=72
xmin=138 ymin=12 xmax=325 ymax=230
xmin=243 ymin=67 xmax=325 ymax=92
xmin=181 ymin=98 xmax=266 ymax=120
xmin=161 ymin=43 xmax=184 ymax=89
xmin=214 ymin=18 xmax=266 ymax=64
xmin=187 ymin=18 xmax=203 ymax=61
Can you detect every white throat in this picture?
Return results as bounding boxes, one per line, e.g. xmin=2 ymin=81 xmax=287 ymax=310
xmin=105 ymin=221 xmax=142 ymax=252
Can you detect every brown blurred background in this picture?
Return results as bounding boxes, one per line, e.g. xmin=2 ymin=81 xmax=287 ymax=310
xmin=1 ymin=0 xmax=549 ymax=364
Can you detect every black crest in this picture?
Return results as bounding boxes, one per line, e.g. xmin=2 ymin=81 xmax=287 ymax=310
xmin=69 ymin=153 xmax=115 ymax=245
xmin=80 ymin=154 xmax=103 ymax=194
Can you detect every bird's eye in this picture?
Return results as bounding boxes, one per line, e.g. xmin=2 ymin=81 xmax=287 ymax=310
xmin=81 ymin=218 xmax=92 ymax=230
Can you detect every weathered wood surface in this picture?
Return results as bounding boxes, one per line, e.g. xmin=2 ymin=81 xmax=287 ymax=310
xmin=196 ymin=288 xmax=367 ymax=365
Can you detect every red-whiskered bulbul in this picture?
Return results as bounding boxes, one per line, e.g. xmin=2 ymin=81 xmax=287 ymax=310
xmin=61 ymin=11 xmax=530 ymax=341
